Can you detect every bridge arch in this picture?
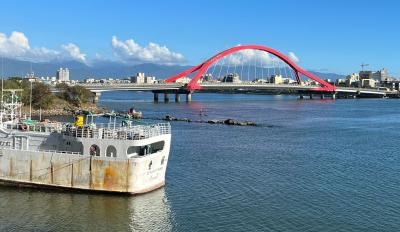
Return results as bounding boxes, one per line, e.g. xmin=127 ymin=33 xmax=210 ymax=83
xmin=164 ymin=45 xmax=336 ymax=92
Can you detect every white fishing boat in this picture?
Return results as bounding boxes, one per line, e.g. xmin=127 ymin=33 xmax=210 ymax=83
xmin=0 ymin=89 xmax=171 ymax=194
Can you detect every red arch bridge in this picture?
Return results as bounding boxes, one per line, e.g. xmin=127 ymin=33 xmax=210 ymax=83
xmin=76 ymin=45 xmax=392 ymax=102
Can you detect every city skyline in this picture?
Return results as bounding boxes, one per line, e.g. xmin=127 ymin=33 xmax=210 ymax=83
xmin=0 ymin=0 xmax=399 ymax=75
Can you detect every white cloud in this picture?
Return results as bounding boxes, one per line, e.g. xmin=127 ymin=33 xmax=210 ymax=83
xmin=288 ymin=52 xmax=300 ymax=63
xmin=222 ymin=46 xmax=300 ymax=66
xmin=0 ymin=31 xmax=86 ymax=63
xmin=226 ymin=49 xmax=277 ymax=66
xmin=62 ymin=43 xmax=86 ymax=63
xmin=111 ymin=36 xmax=185 ymax=65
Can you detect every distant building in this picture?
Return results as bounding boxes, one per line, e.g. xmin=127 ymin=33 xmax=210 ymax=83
xmin=202 ymin=74 xmax=213 ymax=82
xmin=254 ymin=78 xmax=269 ymax=83
xmin=145 ymin=76 xmax=156 ymax=84
xmin=222 ymin=73 xmax=241 ymax=83
xmin=269 ymin=74 xmax=283 ymax=84
xmin=56 ymin=68 xmax=70 ymax=82
xmin=335 ymin=78 xmax=346 ymax=87
xmin=283 ymin=78 xmax=296 ymax=84
xmin=130 ymin=72 xmax=145 ymax=84
xmin=345 ymin=73 xmax=360 ymax=87
xmin=361 ymin=79 xmax=376 ymax=88
xmin=372 ymin=68 xmax=388 ymax=82
xmin=359 ymin=71 xmax=373 ymax=80
xmin=174 ymin=76 xmax=192 ymax=84
xmin=85 ymin=78 xmax=95 ymax=83
xmin=381 ymin=80 xmax=400 ymax=91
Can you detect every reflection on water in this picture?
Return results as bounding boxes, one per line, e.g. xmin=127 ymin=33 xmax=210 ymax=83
xmin=0 ymin=186 xmax=174 ymax=231
xmin=128 ymin=188 xmax=174 ymax=231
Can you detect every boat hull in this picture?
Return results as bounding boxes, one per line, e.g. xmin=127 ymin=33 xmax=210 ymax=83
xmin=0 ymin=134 xmax=171 ymax=194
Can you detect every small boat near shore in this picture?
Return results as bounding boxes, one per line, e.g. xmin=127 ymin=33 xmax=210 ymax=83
xmin=0 ymin=89 xmax=171 ymax=194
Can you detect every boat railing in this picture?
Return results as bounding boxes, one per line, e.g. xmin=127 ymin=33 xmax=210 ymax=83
xmin=3 ymin=123 xmax=63 ymax=133
xmin=1 ymin=147 xmax=82 ymax=155
xmin=62 ymin=123 xmax=171 ymax=140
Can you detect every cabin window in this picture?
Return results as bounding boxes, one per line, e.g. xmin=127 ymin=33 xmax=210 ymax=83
xmin=127 ymin=141 xmax=165 ymax=157
xmin=89 ymin=144 xmax=100 ymax=156
xmin=106 ymin=145 xmax=117 ymax=157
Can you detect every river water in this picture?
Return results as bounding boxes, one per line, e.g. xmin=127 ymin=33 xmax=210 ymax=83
xmin=1 ymin=92 xmax=400 ymax=231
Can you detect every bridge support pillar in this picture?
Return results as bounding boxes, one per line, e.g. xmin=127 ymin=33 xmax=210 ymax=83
xmin=320 ymin=94 xmax=325 ymax=100
xmin=332 ymin=93 xmax=336 ymax=99
xmin=153 ymin=92 xmax=159 ymax=103
xmin=92 ymin=92 xmax=101 ymax=104
xmin=299 ymin=94 xmax=304 ymax=100
xmin=309 ymin=94 xmax=313 ymax=99
xmin=186 ymin=93 xmax=192 ymax=102
xmin=164 ymin=93 xmax=169 ymax=103
xmin=175 ymin=93 xmax=180 ymax=103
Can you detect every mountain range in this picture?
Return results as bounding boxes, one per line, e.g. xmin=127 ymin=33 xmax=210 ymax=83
xmin=0 ymin=58 xmax=345 ymax=81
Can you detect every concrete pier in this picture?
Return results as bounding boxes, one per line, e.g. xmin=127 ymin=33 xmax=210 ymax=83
xmin=186 ymin=93 xmax=192 ymax=102
xmin=153 ymin=92 xmax=159 ymax=103
xmin=299 ymin=94 xmax=304 ymax=100
xmin=320 ymin=94 xmax=324 ymax=100
xmin=175 ymin=93 xmax=180 ymax=103
xmin=164 ymin=93 xmax=169 ymax=103
xmin=309 ymin=94 xmax=313 ymax=99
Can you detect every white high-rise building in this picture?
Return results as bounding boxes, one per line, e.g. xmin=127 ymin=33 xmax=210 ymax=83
xmin=56 ymin=68 xmax=70 ymax=82
xmin=130 ymin=72 xmax=145 ymax=84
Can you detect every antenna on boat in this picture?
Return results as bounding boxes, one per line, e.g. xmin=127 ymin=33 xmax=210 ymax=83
xmin=29 ymin=79 xmax=32 ymax=120
xmin=29 ymin=62 xmax=33 ymax=120
xmin=1 ymin=56 xmax=4 ymax=124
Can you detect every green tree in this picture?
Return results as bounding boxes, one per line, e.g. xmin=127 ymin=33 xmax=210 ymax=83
xmin=31 ymin=82 xmax=54 ymax=109
xmin=67 ymin=85 xmax=93 ymax=106
xmin=55 ymin=82 xmax=70 ymax=101
xmin=55 ymin=84 xmax=93 ymax=106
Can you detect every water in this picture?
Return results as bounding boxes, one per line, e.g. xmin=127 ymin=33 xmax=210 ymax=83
xmin=1 ymin=91 xmax=400 ymax=231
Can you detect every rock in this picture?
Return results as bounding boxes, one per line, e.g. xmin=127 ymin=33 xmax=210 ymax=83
xmin=164 ymin=115 xmax=175 ymax=121
xmin=224 ymin=119 xmax=236 ymax=125
xmin=161 ymin=115 xmax=257 ymax=126
xmin=245 ymin=121 xmax=257 ymax=126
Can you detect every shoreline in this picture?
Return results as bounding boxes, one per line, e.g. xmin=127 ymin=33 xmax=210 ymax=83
xmin=20 ymin=104 xmax=107 ymax=118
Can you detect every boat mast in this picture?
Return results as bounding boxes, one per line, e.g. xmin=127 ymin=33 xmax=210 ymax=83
xmin=29 ymin=62 xmax=33 ymax=119
xmin=1 ymin=56 xmax=4 ymax=124
xmin=29 ymin=80 xmax=32 ymax=120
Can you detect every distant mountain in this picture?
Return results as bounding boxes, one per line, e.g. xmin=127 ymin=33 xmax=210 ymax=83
xmin=0 ymin=58 xmax=345 ymax=81
xmin=309 ymin=71 xmax=345 ymax=81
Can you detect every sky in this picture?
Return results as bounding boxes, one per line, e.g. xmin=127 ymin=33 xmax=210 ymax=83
xmin=0 ymin=0 xmax=399 ymax=75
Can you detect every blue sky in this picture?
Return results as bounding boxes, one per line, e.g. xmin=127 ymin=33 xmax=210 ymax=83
xmin=0 ymin=0 xmax=399 ymax=75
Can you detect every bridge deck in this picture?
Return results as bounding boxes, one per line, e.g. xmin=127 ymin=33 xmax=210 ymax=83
xmin=50 ymin=83 xmax=394 ymax=96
